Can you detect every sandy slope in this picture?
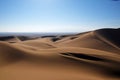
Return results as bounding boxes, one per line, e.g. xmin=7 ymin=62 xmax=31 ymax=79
xmin=0 ymin=28 xmax=120 ymax=80
xmin=55 ymin=31 xmax=119 ymax=53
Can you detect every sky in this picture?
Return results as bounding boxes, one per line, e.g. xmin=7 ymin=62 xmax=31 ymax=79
xmin=0 ymin=0 xmax=120 ymax=32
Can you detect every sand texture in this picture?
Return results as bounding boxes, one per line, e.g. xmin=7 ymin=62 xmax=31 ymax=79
xmin=0 ymin=28 xmax=120 ymax=80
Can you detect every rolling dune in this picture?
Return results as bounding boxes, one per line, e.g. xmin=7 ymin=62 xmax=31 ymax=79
xmin=0 ymin=28 xmax=120 ymax=80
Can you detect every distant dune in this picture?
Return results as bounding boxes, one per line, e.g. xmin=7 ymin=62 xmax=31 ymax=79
xmin=0 ymin=28 xmax=120 ymax=80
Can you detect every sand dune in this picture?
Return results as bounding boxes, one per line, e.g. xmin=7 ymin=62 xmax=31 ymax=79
xmin=0 ymin=28 xmax=120 ymax=80
xmin=55 ymin=31 xmax=119 ymax=53
xmin=95 ymin=28 xmax=120 ymax=50
xmin=0 ymin=36 xmax=21 ymax=43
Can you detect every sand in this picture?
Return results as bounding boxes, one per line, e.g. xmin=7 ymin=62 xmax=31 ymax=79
xmin=0 ymin=28 xmax=120 ymax=80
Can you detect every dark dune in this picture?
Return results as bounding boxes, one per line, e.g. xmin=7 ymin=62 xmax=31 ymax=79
xmin=51 ymin=37 xmax=60 ymax=42
xmin=95 ymin=28 xmax=120 ymax=48
xmin=17 ymin=36 xmax=38 ymax=41
xmin=41 ymin=35 xmax=56 ymax=38
xmin=0 ymin=36 xmax=15 ymax=41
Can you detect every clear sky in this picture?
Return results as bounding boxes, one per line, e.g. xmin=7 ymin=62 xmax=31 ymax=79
xmin=0 ymin=0 xmax=120 ymax=32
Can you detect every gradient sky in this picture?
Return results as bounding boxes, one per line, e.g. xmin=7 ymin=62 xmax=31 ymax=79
xmin=0 ymin=0 xmax=120 ymax=32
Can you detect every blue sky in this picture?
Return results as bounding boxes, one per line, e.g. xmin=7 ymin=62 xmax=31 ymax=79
xmin=0 ymin=0 xmax=120 ymax=32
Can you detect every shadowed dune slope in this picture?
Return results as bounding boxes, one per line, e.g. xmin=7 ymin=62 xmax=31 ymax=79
xmin=0 ymin=42 xmax=25 ymax=65
xmin=20 ymin=40 xmax=55 ymax=49
xmin=94 ymin=28 xmax=120 ymax=49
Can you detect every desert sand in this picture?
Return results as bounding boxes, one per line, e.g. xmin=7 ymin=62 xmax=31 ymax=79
xmin=0 ymin=28 xmax=120 ymax=80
